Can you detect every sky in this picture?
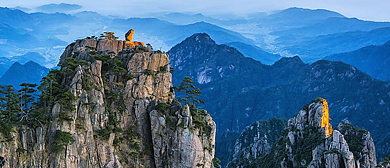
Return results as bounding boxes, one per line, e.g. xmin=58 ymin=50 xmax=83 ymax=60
xmin=1 ymin=0 xmax=390 ymax=22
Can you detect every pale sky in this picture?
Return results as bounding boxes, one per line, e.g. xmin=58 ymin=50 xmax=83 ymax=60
xmin=2 ymin=0 xmax=390 ymax=22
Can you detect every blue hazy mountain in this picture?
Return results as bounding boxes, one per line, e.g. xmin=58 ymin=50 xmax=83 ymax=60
xmin=11 ymin=6 xmax=31 ymax=12
xmin=36 ymin=3 xmax=82 ymax=13
xmin=0 ymin=52 xmax=46 ymax=78
xmin=0 ymin=7 xmax=35 ymax=29
xmin=0 ymin=22 xmax=66 ymax=48
xmin=0 ymin=61 xmax=49 ymax=88
xmin=273 ymin=17 xmax=390 ymax=38
xmin=280 ymin=27 xmax=390 ymax=62
xmin=11 ymin=52 xmax=47 ymax=65
xmin=0 ymin=7 xmax=76 ymax=36
xmin=158 ymin=12 xmax=223 ymax=25
xmin=248 ymin=8 xmax=390 ymax=62
xmin=0 ymin=7 xmax=257 ymax=68
xmin=111 ymin=19 xmax=255 ymax=46
xmin=227 ymin=42 xmax=281 ymax=65
xmin=0 ymin=57 xmax=13 ymax=77
xmin=324 ymin=40 xmax=390 ymax=81
xmin=257 ymin=7 xmax=345 ymax=30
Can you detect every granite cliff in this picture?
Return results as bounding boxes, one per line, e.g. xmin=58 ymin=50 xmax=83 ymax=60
xmin=0 ymin=36 xmax=216 ymax=168
xmin=227 ymin=98 xmax=377 ymax=168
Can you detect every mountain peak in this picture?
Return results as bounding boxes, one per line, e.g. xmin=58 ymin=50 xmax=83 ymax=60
xmin=272 ymin=55 xmax=304 ymax=67
xmin=227 ymin=98 xmax=377 ymax=168
xmin=281 ymin=7 xmax=345 ymax=18
xmin=182 ymin=33 xmax=216 ymax=46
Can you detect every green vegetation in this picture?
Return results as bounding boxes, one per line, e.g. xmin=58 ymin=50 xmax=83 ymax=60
xmin=62 ymin=57 xmax=88 ymax=70
xmin=291 ymin=126 xmax=326 ymax=166
xmin=100 ymin=32 xmax=119 ymax=40
xmin=86 ymin=35 xmax=98 ymax=40
xmin=0 ymin=85 xmax=20 ymax=140
xmin=19 ymin=83 xmax=38 ymax=114
xmin=156 ymin=102 xmax=170 ymax=111
xmin=213 ymin=158 xmax=221 ymax=168
xmin=97 ymin=110 xmax=123 ymax=140
xmin=52 ymin=130 xmax=75 ymax=154
xmin=16 ymin=147 xmax=27 ymax=153
xmin=378 ymin=154 xmax=390 ymax=167
xmin=59 ymin=91 xmax=76 ymax=111
xmin=144 ymin=69 xmax=154 ymax=76
xmin=338 ymin=121 xmax=368 ymax=160
xmin=228 ymin=125 xmax=325 ymax=168
xmin=175 ymin=76 xmax=204 ymax=107
xmin=326 ymin=148 xmax=340 ymax=154
xmin=88 ymin=50 xmax=96 ymax=55
xmin=94 ymin=54 xmax=127 ymax=79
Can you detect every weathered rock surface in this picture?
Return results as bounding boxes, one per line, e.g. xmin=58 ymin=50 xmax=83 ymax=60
xmin=227 ymin=98 xmax=377 ymax=168
xmin=226 ymin=118 xmax=287 ymax=167
xmin=378 ymin=154 xmax=390 ymax=168
xmin=0 ymin=38 xmax=216 ymax=168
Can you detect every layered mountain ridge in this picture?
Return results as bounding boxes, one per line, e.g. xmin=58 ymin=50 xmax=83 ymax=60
xmin=168 ymin=33 xmax=390 ymax=164
xmin=324 ymin=40 xmax=390 ymax=81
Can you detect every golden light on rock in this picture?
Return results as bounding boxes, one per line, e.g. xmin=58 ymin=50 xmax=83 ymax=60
xmin=124 ymin=29 xmax=145 ymax=48
xmin=320 ymin=98 xmax=333 ymax=137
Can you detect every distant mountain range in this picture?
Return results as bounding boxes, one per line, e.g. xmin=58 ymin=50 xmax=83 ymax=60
xmin=0 ymin=52 xmax=47 ymax=78
xmin=273 ymin=17 xmax=390 ymax=38
xmin=36 ymin=3 xmax=82 ymax=13
xmin=256 ymin=7 xmax=345 ymax=31
xmin=1 ymin=6 xmax=390 ymax=67
xmin=0 ymin=61 xmax=49 ymax=89
xmin=226 ymin=42 xmax=281 ymax=65
xmin=168 ymin=33 xmax=390 ymax=164
xmin=0 ymin=57 xmax=13 ymax=77
xmin=325 ymin=40 xmax=390 ymax=81
xmin=0 ymin=7 xmax=256 ymax=66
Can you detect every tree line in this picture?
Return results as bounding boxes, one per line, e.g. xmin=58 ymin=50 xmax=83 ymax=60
xmin=0 ymin=69 xmax=62 ymax=141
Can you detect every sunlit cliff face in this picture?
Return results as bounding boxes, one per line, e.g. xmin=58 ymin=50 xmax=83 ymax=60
xmin=125 ymin=29 xmax=145 ymax=48
xmin=320 ymin=98 xmax=333 ymax=137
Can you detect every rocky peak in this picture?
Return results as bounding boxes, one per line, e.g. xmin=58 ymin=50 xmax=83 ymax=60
xmin=378 ymin=155 xmax=390 ymax=168
xmin=0 ymin=35 xmax=216 ymax=168
xmin=186 ymin=33 xmax=216 ymax=45
xmin=168 ymin=33 xmax=266 ymax=86
xmin=227 ymin=98 xmax=377 ymax=168
xmin=272 ymin=55 xmax=304 ymax=68
xmin=226 ymin=118 xmax=287 ymax=167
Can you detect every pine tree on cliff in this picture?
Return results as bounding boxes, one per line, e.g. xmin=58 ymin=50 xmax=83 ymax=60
xmin=18 ymin=83 xmax=37 ymax=111
xmin=175 ymin=76 xmax=204 ymax=107
xmin=100 ymin=32 xmax=119 ymax=40
xmin=38 ymin=69 xmax=60 ymax=108
xmin=0 ymin=85 xmax=19 ymax=139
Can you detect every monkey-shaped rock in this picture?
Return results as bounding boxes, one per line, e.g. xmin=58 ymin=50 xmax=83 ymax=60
xmin=125 ymin=29 xmax=145 ymax=48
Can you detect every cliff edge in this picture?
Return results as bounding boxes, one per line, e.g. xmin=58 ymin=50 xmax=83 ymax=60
xmin=0 ymin=36 xmax=216 ymax=168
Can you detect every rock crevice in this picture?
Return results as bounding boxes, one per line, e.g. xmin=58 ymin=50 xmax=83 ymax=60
xmin=0 ymin=37 xmax=216 ymax=168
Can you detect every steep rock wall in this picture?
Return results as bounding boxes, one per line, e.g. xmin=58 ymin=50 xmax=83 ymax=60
xmin=0 ymin=38 xmax=216 ymax=168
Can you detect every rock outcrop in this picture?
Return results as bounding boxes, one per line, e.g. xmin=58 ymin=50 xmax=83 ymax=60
xmin=227 ymin=98 xmax=377 ymax=168
xmin=226 ymin=118 xmax=287 ymax=167
xmin=378 ymin=154 xmax=390 ymax=168
xmin=0 ymin=36 xmax=216 ymax=168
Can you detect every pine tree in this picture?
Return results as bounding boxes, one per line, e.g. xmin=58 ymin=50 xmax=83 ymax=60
xmin=18 ymin=83 xmax=37 ymax=121
xmin=175 ymin=76 xmax=204 ymax=107
xmin=38 ymin=69 xmax=60 ymax=108
xmin=100 ymin=32 xmax=119 ymax=40
xmin=0 ymin=85 xmax=20 ymax=139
